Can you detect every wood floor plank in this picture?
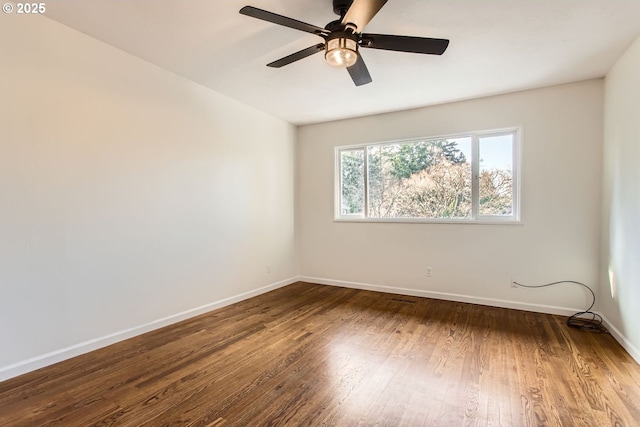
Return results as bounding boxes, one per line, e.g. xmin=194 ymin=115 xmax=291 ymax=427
xmin=1 ymin=282 xmax=639 ymax=427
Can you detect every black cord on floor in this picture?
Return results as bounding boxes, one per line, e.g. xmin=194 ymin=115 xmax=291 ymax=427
xmin=513 ymin=280 xmax=608 ymax=333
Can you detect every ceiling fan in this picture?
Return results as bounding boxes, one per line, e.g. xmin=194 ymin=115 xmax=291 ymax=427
xmin=240 ymin=0 xmax=449 ymax=86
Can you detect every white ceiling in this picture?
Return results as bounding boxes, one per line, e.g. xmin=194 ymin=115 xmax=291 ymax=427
xmin=43 ymin=0 xmax=640 ymax=125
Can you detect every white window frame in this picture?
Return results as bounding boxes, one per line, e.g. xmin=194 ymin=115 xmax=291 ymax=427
xmin=334 ymin=127 xmax=522 ymax=224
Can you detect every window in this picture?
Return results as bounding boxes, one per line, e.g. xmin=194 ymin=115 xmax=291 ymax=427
xmin=336 ymin=129 xmax=520 ymax=222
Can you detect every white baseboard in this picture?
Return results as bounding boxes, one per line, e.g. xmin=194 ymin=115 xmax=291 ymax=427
xmin=600 ymin=314 xmax=640 ymax=365
xmin=300 ymin=276 xmax=583 ymax=316
xmin=4 ymin=276 xmax=638 ymax=383
xmin=0 ymin=277 xmax=298 ymax=383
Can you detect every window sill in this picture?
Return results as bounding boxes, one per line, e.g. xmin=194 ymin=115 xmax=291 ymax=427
xmin=334 ymin=217 xmax=522 ymax=225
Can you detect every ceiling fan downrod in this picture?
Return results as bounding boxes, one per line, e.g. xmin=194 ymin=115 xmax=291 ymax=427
xmin=333 ymin=0 xmax=354 ymax=18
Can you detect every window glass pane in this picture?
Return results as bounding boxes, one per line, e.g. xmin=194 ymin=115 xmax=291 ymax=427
xmin=367 ymin=138 xmax=472 ymax=219
xmin=479 ymin=134 xmax=514 ymax=216
xmin=340 ymin=149 xmax=365 ymax=215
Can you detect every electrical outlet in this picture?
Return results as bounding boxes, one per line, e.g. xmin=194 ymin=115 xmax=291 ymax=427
xmin=267 ymin=263 xmax=271 ymax=274
xmin=426 ymin=267 xmax=432 ymax=277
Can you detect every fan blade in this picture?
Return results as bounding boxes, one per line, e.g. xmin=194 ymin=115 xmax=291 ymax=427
xmin=361 ymin=33 xmax=449 ymax=55
xmin=342 ymin=0 xmax=388 ymax=32
xmin=267 ymin=44 xmax=325 ymax=68
xmin=240 ymin=6 xmax=328 ymax=36
xmin=347 ymin=54 xmax=372 ymax=86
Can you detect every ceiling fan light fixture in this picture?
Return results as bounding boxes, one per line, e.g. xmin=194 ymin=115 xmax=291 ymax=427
xmin=325 ymin=36 xmax=358 ymax=68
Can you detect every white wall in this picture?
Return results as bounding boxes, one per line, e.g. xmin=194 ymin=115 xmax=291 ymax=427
xmin=0 ymin=14 xmax=296 ymax=379
xmin=297 ymin=80 xmax=603 ymax=313
xmin=601 ymin=36 xmax=640 ymax=361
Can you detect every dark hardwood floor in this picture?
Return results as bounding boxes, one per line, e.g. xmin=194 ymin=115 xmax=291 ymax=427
xmin=1 ymin=282 xmax=639 ymax=426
